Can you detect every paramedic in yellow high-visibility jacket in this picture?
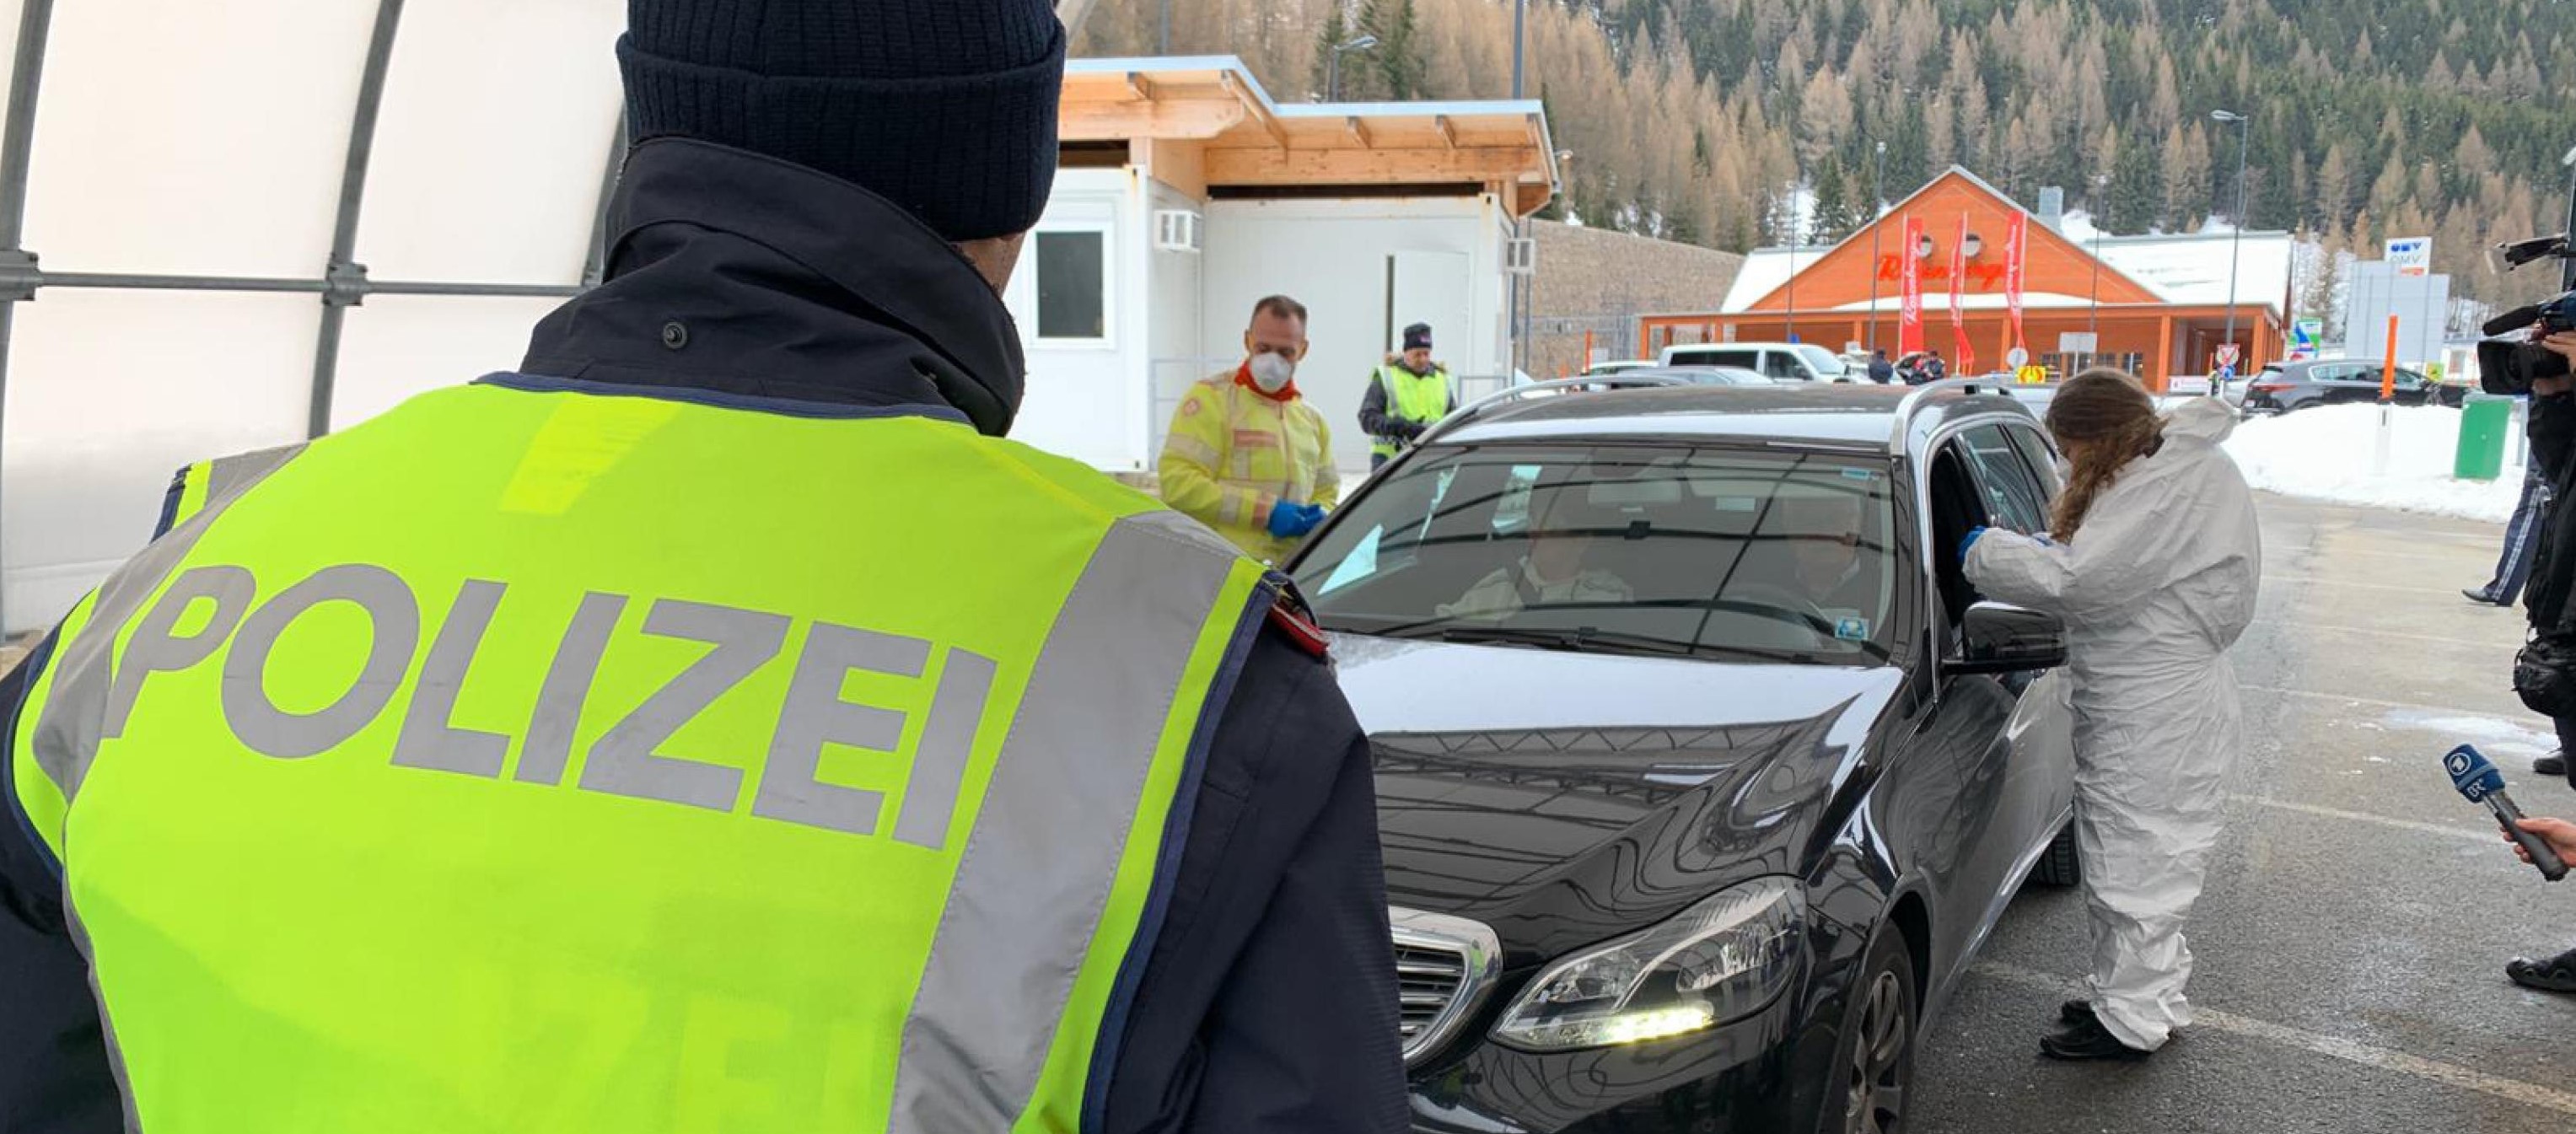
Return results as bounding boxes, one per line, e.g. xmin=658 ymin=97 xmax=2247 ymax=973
xmin=1159 ymin=294 xmax=1342 ymax=563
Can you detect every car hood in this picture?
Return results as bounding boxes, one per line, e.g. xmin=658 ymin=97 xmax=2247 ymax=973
xmin=1331 ymin=633 xmax=1904 ymax=964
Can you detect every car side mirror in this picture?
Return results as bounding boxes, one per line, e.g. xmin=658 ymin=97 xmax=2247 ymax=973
xmin=1947 ymin=601 xmax=2068 ymax=674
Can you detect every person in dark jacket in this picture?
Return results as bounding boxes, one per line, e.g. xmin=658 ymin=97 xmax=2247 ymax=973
xmin=0 ymin=2 xmax=1408 ymax=1131
xmin=2506 ymin=329 xmax=2576 ymax=993
xmin=1867 ymin=349 xmax=1896 ymax=384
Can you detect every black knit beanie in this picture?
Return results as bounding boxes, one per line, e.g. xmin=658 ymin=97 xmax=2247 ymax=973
xmin=618 ymin=0 xmax=1066 ymax=243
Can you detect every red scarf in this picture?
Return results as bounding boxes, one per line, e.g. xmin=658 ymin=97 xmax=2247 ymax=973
xmin=1234 ymin=362 xmax=1300 ymax=403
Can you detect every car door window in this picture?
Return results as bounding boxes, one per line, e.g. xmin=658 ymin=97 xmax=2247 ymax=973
xmin=1761 ymin=351 xmax=1807 ymax=381
xmin=2003 ymin=423 xmax=2062 ymax=499
xmin=1925 ymin=444 xmax=1987 ymax=631
xmin=1959 ymin=424 xmax=2051 ymax=535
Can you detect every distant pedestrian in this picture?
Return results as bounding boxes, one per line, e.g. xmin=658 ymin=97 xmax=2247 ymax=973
xmin=1868 ymin=349 xmax=1896 ymax=384
xmin=1923 ymin=351 xmax=1949 ymax=382
xmin=2467 ymin=444 xmax=2551 ymax=610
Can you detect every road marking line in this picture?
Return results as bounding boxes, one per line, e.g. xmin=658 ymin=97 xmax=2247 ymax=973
xmin=2225 ymin=794 xmax=2496 ymax=843
xmin=1969 ymin=963 xmax=2576 ymax=1118
xmin=2239 ymin=684 xmax=2525 ymax=718
xmin=2245 ymin=621 xmax=2518 ymax=651
xmin=2262 ymin=575 xmax=2463 ymax=594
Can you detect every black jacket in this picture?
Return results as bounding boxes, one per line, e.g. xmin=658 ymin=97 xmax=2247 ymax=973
xmin=0 ymin=138 xmax=1406 ymax=1133
xmin=2526 ymin=392 xmax=2576 ymax=637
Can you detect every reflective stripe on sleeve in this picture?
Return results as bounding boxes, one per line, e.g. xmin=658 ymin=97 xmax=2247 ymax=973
xmin=1161 ymin=433 xmax=1219 ymax=469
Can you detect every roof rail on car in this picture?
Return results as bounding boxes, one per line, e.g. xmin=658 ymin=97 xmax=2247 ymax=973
xmin=1420 ymin=374 xmax=1694 ymax=446
xmin=1887 ymin=376 xmax=2014 ymax=450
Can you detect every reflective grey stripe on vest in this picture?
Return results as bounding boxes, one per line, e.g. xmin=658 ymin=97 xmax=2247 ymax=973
xmin=30 ymin=444 xmax=306 ymax=802
xmin=888 ymin=509 xmax=1253 ymax=1130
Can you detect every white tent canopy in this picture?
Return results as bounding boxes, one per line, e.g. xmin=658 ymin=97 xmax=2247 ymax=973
xmin=0 ymin=0 xmax=628 ymax=632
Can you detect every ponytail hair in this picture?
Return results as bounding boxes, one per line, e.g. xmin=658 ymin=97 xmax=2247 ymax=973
xmin=2044 ymin=368 xmax=2165 ymax=541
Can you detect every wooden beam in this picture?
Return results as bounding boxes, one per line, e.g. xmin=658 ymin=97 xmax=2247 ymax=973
xmin=1346 ymin=116 xmax=1372 ymax=149
xmin=1124 ymin=72 xmax=1155 ymax=103
xmin=1514 ymin=181 xmax=1555 ymax=218
xmin=1219 ymin=73 xmax=1292 ymax=150
xmin=1433 ymin=115 xmax=1458 ymax=149
xmin=1205 ymin=146 xmax=1546 ymax=186
xmin=1141 ymin=137 xmax=1207 ymax=199
xmin=1061 ymin=98 xmax=1246 ymax=142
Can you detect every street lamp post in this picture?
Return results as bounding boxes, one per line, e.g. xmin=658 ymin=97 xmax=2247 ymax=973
xmin=1868 ymin=141 xmax=1885 ymax=354
xmin=1326 ymin=35 xmax=1379 ymax=102
xmin=2213 ymin=109 xmax=2251 ymax=392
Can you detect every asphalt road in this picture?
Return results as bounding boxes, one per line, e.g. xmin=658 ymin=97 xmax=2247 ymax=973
xmin=1912 ymin=492 xmax=2576 ymax=1134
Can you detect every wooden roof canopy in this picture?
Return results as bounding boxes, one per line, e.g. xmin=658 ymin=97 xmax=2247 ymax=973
xmin=1060 ymin=57 xmax=1562 ymax=218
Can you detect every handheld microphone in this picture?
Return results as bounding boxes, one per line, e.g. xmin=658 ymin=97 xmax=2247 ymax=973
xmin=2445 ymin=744 xmax=2568 ymax=882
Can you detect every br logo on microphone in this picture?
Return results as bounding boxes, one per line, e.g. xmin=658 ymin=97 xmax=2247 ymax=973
xmin=2446 ymin=744 xmax=2503 ymax=803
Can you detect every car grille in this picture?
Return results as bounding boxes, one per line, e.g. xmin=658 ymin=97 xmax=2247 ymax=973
xmin=1396 ymin=942 xmax=1466 ymax=1048
xmin=1390 ymin=908 xmax=1502 ymax=1066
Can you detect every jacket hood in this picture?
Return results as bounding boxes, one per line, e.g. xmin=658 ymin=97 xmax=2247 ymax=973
xmin=2162 ymin=395 xmax=2238 ymax=445
xmin=522 ymin=138 xmax=1025 ymax=434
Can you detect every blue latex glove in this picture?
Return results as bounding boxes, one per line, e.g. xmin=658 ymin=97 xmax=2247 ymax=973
xmin=1958 ymin=526 xmax=1988 ymax=565
xmin=1269 ymin=502 xmax=1325 ymax=539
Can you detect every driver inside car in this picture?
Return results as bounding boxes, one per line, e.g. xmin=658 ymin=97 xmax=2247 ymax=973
xmin=1784 ymin=490 xmax=1873 ymax=610
xmin=1439 ymin=497 xmax=1634 ymax=620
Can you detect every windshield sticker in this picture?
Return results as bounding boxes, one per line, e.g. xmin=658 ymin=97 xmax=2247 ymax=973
xmin=1833 ymin=616 xmax=1872 ymax=641
xmin=1320 ymin=526 xmax=1383 ymax=595
xmin=1841 ymin=468 xmax=1880 ymax=481
xmin=1713 ymin=496 xmax=1758 ymax=513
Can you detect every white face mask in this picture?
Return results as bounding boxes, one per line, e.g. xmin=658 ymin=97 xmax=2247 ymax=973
xmin=1247 ymin=351 xmax=1296 ymax=393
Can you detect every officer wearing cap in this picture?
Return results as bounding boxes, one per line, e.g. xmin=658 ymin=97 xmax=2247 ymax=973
xmin=0 ymin=3 xmax=1406 ymax=1131
xmin=1359 ymin=322 xmax=1457 ymax=470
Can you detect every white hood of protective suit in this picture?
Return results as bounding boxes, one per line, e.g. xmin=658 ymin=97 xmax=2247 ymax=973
xmin=2160 ymin=396 xmax=2240 ymax=446
xmin=1960 ymin=396 xmax=2263 ymax=1053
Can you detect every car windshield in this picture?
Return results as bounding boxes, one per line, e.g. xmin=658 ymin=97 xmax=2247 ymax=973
xmin=1796 ymin=345 xmax=1851 ymax=378
xmin=1292 ymin=443 xmax=1900 ymax=664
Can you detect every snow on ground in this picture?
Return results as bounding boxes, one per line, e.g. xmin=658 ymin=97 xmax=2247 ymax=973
xmin=2220 ymin=403 xmax=2523 ymax=524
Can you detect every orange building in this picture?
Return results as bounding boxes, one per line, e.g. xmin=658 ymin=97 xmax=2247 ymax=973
xmin=1643 ymin=169 xmax=2291 ymax=390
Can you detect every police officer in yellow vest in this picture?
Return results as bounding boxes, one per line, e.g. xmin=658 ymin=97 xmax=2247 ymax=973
xmin=0 ymin=3 xmax=1408 ymax=1131
xmin=1157 ymin=296 xmax=1340 ymax=564
xmin=1358 ymin=322 xmax=1457 ymax=470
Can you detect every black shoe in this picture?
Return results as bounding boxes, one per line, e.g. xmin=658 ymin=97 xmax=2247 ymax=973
xmin=2059 ymin=998 xmax=2095 ymax=1024
xmin=2508 ymin=949 xmax=2576 ymax=994
xmin=2537 ymin=752 xmax=2566 ymax=778
xmin=2039 ymin=1012 xmax=2154 ymax=1061
xmin=2464 ymin=588 xmax=2502 ymax=606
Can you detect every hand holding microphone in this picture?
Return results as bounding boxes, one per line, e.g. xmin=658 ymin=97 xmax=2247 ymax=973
xmin=2509 ymin=817 xmax=2576 ymax=870
xmin=2445 ymin=744 xmax=2569 ymax=882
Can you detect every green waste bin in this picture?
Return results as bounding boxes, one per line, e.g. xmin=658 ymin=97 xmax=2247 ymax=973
xmin=2455 ymin=395 xmax=2512 ymax=481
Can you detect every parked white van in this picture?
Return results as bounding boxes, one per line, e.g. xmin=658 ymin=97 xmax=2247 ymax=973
xmin=1659 ymin=341 xmax=1860 ymax=383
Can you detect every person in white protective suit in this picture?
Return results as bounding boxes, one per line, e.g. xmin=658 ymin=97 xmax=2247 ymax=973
xmin=1960 ymin=369 xmax=2262 ymax=1061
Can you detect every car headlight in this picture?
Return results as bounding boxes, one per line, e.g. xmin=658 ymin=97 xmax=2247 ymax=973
xmin=1491 ymin=877 xmax=1805 ymax=1051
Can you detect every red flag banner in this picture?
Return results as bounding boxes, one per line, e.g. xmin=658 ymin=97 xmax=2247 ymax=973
xmin=2004 ymin=211 xmax=2029 ymax=357
xmin=1949 ymin=213 xmax=1976 ymax=374
xmin=1898 ymin=216 xmax=1924 ymax=356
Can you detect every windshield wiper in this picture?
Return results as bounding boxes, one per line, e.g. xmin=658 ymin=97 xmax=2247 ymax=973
xmin=1434 ymin=625 xmax=1697 ymax=657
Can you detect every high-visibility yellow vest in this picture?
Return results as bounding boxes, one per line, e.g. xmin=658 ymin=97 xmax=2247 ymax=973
xmin=1370 ymin=364 xmax=1454 ymax=459
xmin=1157 ymin=371 xmax=1340 ymax=564
xmin=8 ymin=376 xmax=1269 ymax=1134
